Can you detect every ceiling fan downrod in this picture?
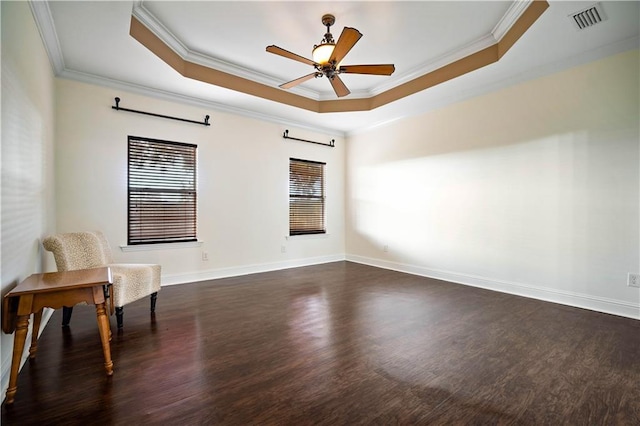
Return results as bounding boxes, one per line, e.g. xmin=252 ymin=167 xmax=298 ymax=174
xmin=320 ymin=14 xmax=336 ymax=44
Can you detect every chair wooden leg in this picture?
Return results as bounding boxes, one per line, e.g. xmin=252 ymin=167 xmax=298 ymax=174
xmin=62 ymin=306 xmax=74 ymax=327
xmin=150 ymin=292 xmax=158 ymax=313
xmin=116 ymin=307 xmax=124 ymax=329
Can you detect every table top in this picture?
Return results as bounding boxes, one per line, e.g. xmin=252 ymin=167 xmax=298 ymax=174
xmin=5 ymin=267 xmax=112 ymax=298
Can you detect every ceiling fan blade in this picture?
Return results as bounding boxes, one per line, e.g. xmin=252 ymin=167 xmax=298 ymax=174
xmin=266 ymin=45 xmax=316 ymax=66
xmin=329 ymin=74 xmax=350 ymax=98
xmin=339 ymin=64 xmax=395 ymax=76
xmin=329 ymin=27 xmax=362 ymax=65
xmin=280 ymin=72 xmax=319 ymax=89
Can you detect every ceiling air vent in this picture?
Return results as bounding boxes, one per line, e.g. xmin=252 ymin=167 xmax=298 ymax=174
xmin=570 ymin=3 xmax=606 ymax=30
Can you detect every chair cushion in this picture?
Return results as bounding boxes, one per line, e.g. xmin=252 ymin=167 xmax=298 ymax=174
xmin=109 ymin=264 xmax=161 ymax=307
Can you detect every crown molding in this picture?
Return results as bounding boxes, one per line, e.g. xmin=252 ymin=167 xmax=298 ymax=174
xmin=492 ymin=0 xmax=533 ymax=41
xmin=371 ymin=33 xmax=497 ymax=96
xmin=28 ymin=0 xmax=65 ymax=74
xmin=132 ymin=1 xmax=320 ymax=101
xmin=57 ymin=68 xmax=345 ymax=138
xmin=374 ymin=1 xmax=534 ymax=97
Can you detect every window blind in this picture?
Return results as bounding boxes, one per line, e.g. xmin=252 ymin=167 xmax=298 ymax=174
xmin=289 ymin=158 xmax=326 ymax=236
xmin=128 ymin=136 xmax=197 ymax=244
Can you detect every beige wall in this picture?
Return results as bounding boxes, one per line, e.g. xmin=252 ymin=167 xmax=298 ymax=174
xmin=1 ymin=1 xmax=57 ymax=395
xmin=346 ymin=50 xmax=640 ymax=319
xmin=54 ymin=79 xmax=345 ymax=284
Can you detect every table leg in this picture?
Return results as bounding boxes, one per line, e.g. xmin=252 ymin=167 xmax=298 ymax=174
xmin=29 ymin=309 xmax=44 ymax=359
xmin=5 ymin=315 xmax=30 ymax=405
xmin=95 ymin=303 xmax=114 ymax=376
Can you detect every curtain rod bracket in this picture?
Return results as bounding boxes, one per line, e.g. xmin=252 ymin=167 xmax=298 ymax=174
xmin=283 ymin=130 xmax=334 ymax=147
xmin=112 ymin=97 xmax=210 ymax=126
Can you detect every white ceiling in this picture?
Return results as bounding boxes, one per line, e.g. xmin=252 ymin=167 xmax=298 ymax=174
xmin=34 ymin=1 xmax=639 ymax=135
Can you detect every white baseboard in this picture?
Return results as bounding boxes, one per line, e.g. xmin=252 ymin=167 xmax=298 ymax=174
xmin=161 ymin=254 xmax=347 ymax=286
xmin=1 ymin=308 xmax=54 ymax=403
xmin=346 ymin=254 xmax=640 ymax=320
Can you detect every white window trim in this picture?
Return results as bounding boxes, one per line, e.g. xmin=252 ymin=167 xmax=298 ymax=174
xmin=120 ymin=241 xmax=203 ymax=252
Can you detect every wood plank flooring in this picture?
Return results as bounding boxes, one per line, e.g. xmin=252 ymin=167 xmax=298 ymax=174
xmin=2 ymin=261 xmax=639 ymax=425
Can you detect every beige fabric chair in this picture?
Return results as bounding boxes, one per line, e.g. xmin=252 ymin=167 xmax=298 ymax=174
xmin=42 ymin=231 xmax=161 ymax=329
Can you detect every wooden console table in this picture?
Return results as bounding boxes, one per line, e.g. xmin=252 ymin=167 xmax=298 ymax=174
xmin=2 ymin=267 xmax=114 ymax=405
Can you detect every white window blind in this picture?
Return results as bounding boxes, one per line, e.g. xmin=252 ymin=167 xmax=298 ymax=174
xmin=128 ymin=136 xmax=197 ymax=245
xmin=289 ymin=158 xmax=326 ymax=236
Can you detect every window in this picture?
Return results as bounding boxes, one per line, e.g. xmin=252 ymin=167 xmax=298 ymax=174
xmin=128 ymin=136 xmax=197 ymax=245
xmin=289 ymin=158 xmax=326 ymax=236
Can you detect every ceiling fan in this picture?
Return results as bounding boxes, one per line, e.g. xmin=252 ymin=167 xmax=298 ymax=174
xmin=266 ymin=14 xmax=395 ymax=98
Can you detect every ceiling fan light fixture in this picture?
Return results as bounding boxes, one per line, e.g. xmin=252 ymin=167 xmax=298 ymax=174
xmin=266 ymin=13 xmax=393 ymax=98
xmin=312 ymin=43 xmax=335 ymax=65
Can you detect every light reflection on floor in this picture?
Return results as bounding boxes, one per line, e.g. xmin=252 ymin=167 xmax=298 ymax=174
xmin=288 ymin=285 xmax=332 ymax=353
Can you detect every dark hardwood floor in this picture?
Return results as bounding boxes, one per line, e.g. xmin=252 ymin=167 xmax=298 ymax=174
xmin=2 ymin=261 xmax=639 ymax=425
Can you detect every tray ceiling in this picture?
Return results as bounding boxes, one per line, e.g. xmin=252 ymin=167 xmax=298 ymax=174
xmin=33 ymin=1 xmax=640 ymax=135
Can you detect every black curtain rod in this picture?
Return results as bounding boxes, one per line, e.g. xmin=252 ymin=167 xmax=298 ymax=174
xmin=283 ymin=130 xmax=334 ymax=147
xmin=112 ymin=97 xmax=210 ymax=126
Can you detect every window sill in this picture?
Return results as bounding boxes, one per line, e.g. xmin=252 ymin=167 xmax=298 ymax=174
xmin=286 ymin=233 xmax=330 ymax=240
xmin=120 ymin=241 xmax=203 ymax=252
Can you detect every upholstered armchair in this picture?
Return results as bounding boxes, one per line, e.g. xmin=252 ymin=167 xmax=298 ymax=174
xmin=42 ymin=231 xmax=161 ymax=329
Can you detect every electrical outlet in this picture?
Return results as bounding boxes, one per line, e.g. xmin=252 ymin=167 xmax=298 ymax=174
xmin=281 ymin=245 xmax=287 ymax=253
xmin=202 ymin=251 xmax=209 ymax=261
xmin=383 ymin=245 xmax=389 ymax=252
xmin=628 ymin=273 xmax=640 ymax=288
